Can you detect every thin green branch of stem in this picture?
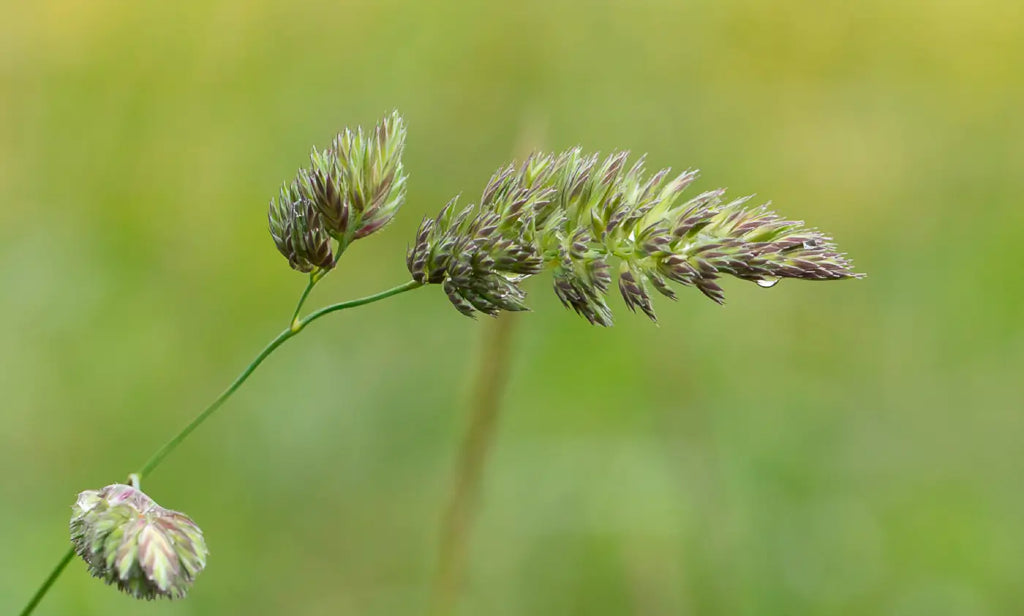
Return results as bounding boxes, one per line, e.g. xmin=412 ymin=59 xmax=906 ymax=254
xmin=290 ymin=272 xmax=322 ymax=330
xmin=18 ymin=549 xmax=75 ymax=616
xmin=19 ymin=278 xmax=422 ymax=616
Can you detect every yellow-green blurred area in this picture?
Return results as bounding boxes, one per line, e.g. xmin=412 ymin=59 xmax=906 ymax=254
xmin=2 ymin=0 xmax=1023 ymax=614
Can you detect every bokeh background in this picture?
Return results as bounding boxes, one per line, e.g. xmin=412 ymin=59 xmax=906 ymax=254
xmin=2 ymin=1 xmax=1022 ymax=614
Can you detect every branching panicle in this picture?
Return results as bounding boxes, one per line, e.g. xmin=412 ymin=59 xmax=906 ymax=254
xmin=408 ymin=148 xmax=862 ymax=324
xmin=22 ymin=110 xmax=866 ymax=616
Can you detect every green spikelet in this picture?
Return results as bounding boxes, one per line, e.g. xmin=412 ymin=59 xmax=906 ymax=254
xmin=408 ymin=148 xmax=862 ymax=323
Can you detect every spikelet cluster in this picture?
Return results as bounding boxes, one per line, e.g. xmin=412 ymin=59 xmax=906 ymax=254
xmin=269 ymin=111 xmax=408 ymax=272
xmin=70 ymin=484 xmax=208 ymax=600
xmin=408 ymin=148 xmax=861 ymax=324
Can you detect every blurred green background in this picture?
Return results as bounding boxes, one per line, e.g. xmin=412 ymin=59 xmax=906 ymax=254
xmin=2 ymin=1 xmax=1022 ymax=614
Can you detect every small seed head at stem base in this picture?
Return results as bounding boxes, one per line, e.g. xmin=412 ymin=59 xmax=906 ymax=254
xmin=69 ymin=484 xmax=207 ymax=600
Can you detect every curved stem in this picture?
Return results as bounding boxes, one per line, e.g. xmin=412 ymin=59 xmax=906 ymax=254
xmin=19 ymin=548 xmax=74 ymax=616
xmin=139 ymin=279 xmax=421 ymax=479
xmin=20 ymin=278 xmax=424 ymax=616
xmin=137 ymin=326 xmax=295 ymax=479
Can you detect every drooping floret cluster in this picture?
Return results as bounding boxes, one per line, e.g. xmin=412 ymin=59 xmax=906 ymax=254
xmin=407 ymin=148 xmax=861 ymax=324
xmin=269 ymin=111 xmax=407 ymax=272
xmin=70 ymin=484 xmax=207 ymax=600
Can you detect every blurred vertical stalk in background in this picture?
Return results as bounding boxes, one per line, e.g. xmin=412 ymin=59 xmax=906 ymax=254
xmin=430 ymin=117 xmax=546 ymax=615
xmin=431 ymin=313 xmax=519 ymax=615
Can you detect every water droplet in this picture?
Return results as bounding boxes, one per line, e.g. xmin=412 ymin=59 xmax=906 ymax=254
xmin=756 ymin=277 xmax=780 ymax=288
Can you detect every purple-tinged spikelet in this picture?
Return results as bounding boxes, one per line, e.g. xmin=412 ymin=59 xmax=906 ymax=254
xmin=269 ymin=111 xmax=408 ymax=272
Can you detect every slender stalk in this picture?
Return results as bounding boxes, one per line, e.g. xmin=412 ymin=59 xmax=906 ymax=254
xmin=20 ymin=278 xmax=423 ymax=616
xmin=140 ymin=279 xmax=421 ymax=479
xmin=136 ymin=326 xmax=295 ymax=479
xmin=18 ymin=549 xmax=74 ymax=616
xmin=430 ymin=313 xmax=519 ymax=616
